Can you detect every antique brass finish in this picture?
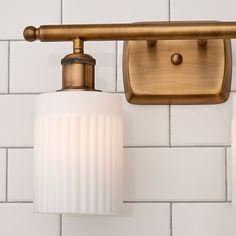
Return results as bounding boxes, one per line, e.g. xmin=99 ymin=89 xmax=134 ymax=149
xmin=61 ymin=53 xmax=96 ymax=90
xmin=24 ymin=26 xmax=37 ymax=42
xmin=73 ymin=38 xmax=84 ymax=53
xmin=123 ymin=39 xmax=231 ymax=104
xmin=147 ymin=40 xmax=157 ymax=47
xmin=24 ymin=22 xmax=236 ymax=42
xmin=171 ymin=53 xmax=183 ymax=65
xmin=24 ymin=21 xmax=235 ymax=104
xmin=198 ymin=39 xmax=208 ymax=48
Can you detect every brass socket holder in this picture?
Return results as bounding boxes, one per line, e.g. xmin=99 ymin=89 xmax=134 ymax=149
xmin=61 ymin=53 xmax=96 ymax=91
xmin=23 ymin=21 xmax=236 ymax=104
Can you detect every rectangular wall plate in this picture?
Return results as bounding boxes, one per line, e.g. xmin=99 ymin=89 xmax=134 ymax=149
xmin=123 ymin=39 xmax=232 ymax=104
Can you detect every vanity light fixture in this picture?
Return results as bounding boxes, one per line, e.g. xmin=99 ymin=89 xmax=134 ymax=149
xmin=24 ymin=21 xmax=236 ymax=214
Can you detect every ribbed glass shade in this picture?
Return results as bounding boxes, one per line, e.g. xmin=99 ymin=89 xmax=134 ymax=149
xmin=34 ymin=91 xmax=123 ymax=214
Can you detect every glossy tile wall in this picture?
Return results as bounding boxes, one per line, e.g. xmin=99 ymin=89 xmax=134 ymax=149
xmin=0 ymin=0 xmax=235 ymax=235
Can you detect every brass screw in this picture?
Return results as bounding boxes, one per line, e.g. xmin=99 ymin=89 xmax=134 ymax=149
xmin=171 ymin=53 xmax=183 ymax=65
xmin=147 ymin=40 xmax=157 ymax=47
xmin=198 ymin=39 xmax=207 ymax=48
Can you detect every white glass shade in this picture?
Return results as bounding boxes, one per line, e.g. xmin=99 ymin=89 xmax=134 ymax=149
xmin=34 ymin=91 xmax=123 ymax=215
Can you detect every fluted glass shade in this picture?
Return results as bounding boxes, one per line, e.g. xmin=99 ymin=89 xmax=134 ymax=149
xmin=34 ymin=91 xmax=123 ymax=214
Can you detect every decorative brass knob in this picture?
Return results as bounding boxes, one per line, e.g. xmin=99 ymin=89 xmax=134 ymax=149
xmin=171 ymin=53 xmax=183 ymax=65
xmin=23 ymin=26 xmax=37 ymax=42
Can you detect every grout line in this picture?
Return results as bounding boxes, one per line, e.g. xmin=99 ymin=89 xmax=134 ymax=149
xmin=225 ymin=147 xmax=228 ymax=201
xmin=170 ymin=203 xmax=173 ymax=236
xmin=0 ymin=147 xmax=33 ymax=149
xmin=5 ymin=201 xmax=33 ymax=203
xmin=169 ymin=105 xmax=172 ymax=146
xmin=0 ymin=93 xmax=41 ymax=95
xmin=2 ymin=146 xmax=228 ymax=149
xmin=0 ymin=145 xmax=229 ymax=151
xmin=168 ymin=0 xmax=171 ymax=21
xmin=124 ymin=145 xmax=230 ymax=148
xmin=0 ymin=200 xmax=231 ymax=204
xmin=123 ymin=200 xmax=231 ymax=203
xmin=5 ymin=148 xmax=8 ymax=202
xmin=7 ymin=41 xmax=10 ymax=93
xmin=116 ymin=91 xmax=236 ymax=95
xmin=0 ymin=39 xmax=24 ymax=42
xmin=60 ymin=214 xmax=62 ymax=236
xmin=111 ymin=91 xmax=124 ymax=94
xmin=115 ymin=41 xmax=118 ymax=92
xmin=60 ymin=0 xmax=63 ymax=24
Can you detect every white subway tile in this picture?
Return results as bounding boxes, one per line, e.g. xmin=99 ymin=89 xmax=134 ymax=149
xmin=0 ymin=95 xmax=36 ymax=147
xmin=0 ymin=149 xmax=6 ymax=201
xmin=0 ymin=42 xmax=8 ymax=93
xmin=171 ymin=94 xmax=233 ymax=145
xmin=0 ymin=0 xmax=60 ymax=39
xmin=124 ymin=148 xmax=225 ymax=201
xmin=8 ymin=149 xmax=33 ymax=201
xmin=10 ymin=42 xmax=71 ymax=93
xmin=0 ymin=203 xmax=59 ymax=236
xmin=62 ymin=203 xmax=170 ymax=236
xmin=171 ymin=0 xmax=236 ymax=21
xmin=85 ymin=42 xmax=117 ymax=92
xmin=122 ymin=94 xmax=169 ymax=146
xmin=173 ymin=203 xmax=236 ymax=236
xmin=64 ymin=0 xmax=168 ymax=24
xmin=232 ymin=41 xmax=236 ymax=91
xmin=117 ymin=42 xmax=124 ymax=92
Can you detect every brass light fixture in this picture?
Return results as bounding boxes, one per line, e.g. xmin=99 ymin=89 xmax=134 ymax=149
xmin=23 ymin=21 xmax=236 ymax=214
xmin=24 ymin=21 xmax=236 ymax=104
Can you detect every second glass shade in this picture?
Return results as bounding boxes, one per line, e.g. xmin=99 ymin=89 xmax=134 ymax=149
xmin=34 ymin=91 xmax=123 ymax=215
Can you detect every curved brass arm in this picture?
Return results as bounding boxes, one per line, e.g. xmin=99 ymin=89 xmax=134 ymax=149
xmin=24 ymin=21 xmax=236 ymax=42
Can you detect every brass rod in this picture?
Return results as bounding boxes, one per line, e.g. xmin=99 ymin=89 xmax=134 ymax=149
xmin=24 ymin=22 xmax=236 ymax=42
xmin=73 ymin=38 xmax=84 ymax=53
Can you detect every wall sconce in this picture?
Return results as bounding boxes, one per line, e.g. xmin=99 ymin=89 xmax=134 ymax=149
xmin=24 ymin=21 xmax=236 ymax=214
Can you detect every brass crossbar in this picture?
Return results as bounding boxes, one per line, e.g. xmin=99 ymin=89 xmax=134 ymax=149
xmin=24 ymin=22 xmax=236 ymax=42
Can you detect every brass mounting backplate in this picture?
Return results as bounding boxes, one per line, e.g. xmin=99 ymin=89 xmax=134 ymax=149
xmin=123 ymin=39 xmax=232 ymax=104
